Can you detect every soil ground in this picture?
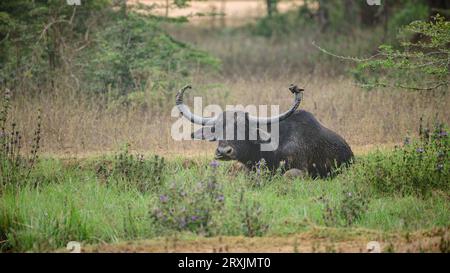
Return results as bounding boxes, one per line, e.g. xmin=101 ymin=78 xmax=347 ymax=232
xmin=74 ymin=227 xmax=449 ymax=253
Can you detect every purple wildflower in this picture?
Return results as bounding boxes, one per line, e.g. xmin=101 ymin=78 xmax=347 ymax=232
xmin=216 ymin=194 xmax=225 ymax=202
xmin=210 ymin=160 xmax=219 ymax=168
xmin=159 ymin=195 xmax=168 ymax=203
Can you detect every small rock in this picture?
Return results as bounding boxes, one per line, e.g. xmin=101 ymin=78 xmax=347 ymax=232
xmin=283 ymin=168 xmax=306 ymax=179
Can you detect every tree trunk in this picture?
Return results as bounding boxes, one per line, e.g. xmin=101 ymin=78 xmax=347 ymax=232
xmin=317 ymin=0 xmax=330 ymax=32
xmin=220 ymin=0 xmax=226 ymax=28
xmin=266 ymin=0 xmax=278 ymax=17
xmin=358 ymin=1 xmax=379 ymax=26
xmin=165 ymin=0 xmax=169 ymax=17
xmin=343 ymin=0 xmax=357 ymax=24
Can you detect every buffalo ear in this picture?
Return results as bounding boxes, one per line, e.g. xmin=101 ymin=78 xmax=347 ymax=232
xmin=191 ymin=126 xmax=217 ymax=141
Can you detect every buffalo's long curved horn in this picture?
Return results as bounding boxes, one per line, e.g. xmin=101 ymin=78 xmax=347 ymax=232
xmin=175 ymin=85 xmax=217 ymax=125
xmin=248 ymin=84 xmax=304 ymax=125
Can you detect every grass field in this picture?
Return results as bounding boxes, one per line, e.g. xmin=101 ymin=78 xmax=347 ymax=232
xmin=1 ymin=142 xmax=449 ymax=252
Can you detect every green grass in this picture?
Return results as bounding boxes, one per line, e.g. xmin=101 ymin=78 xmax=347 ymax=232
xmin=1 ymin=146 xmax=448 ymax=252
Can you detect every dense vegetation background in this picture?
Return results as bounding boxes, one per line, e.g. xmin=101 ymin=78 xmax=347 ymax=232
xmin=1 ymin=0 xmax=449 ymax=95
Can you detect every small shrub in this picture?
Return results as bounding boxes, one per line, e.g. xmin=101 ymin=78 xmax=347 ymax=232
xmin=316 ymin=195 xmax=339 ymax=227
xmin=96 ymin=144 xmax=166 ymax=193
xmin=236 ymin=189 xmax=269 ymax=237
xmin=339 ymin=190 xmax=369 ymax=226
xmin=151 ymin=161 xmax=224 ymax=235
xmin=347 ymin=120 xmax=449 ymax=197
xmin=249 ymin=159 xmax=273 ymax=188
xmin=317 ymin=187 xmax=368 ymax=227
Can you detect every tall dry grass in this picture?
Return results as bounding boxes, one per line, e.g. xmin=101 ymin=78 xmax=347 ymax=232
xmin=10 ymin=77 xmax=449 ymax=157
xmin=8 ymin=26 xmax=450 ymax=157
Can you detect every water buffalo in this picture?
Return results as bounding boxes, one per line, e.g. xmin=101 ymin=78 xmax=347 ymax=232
xmin=175 ymin=84 xmax=353 ymax=177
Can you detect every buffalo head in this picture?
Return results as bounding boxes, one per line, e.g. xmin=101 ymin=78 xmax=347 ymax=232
xmin=175 ymin=85 xmax=304 ymax=162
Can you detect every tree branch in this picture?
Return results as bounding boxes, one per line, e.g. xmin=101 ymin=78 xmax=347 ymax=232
xmin=312 ymin=41 xmax=381 ymax=62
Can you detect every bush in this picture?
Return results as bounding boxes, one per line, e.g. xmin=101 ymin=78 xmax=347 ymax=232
xmin=317 ymin=188 xmax=368 ymax=227
xmin=347 ymin=120 xmax=449 ymax=197
xmin=82 ymin=10 xmax=220 ymax=98
xmin=95 ymin=145 xmax=166 ymax=193
xmin=151 ymin=161 xmax=225 ymax=235
xmin=0 ymin=89 xmax=41 ymax=192
xmin=338 ymin=190 xmax=369 ymax=226
xmin=236 ymin=189 xmax=269 ymax=237
xmin=0 ymin=1 xmax=220 ymax=109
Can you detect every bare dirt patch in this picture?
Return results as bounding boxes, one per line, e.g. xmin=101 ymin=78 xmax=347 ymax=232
xmin=76 ymin=227 xmax=449 ymax=253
